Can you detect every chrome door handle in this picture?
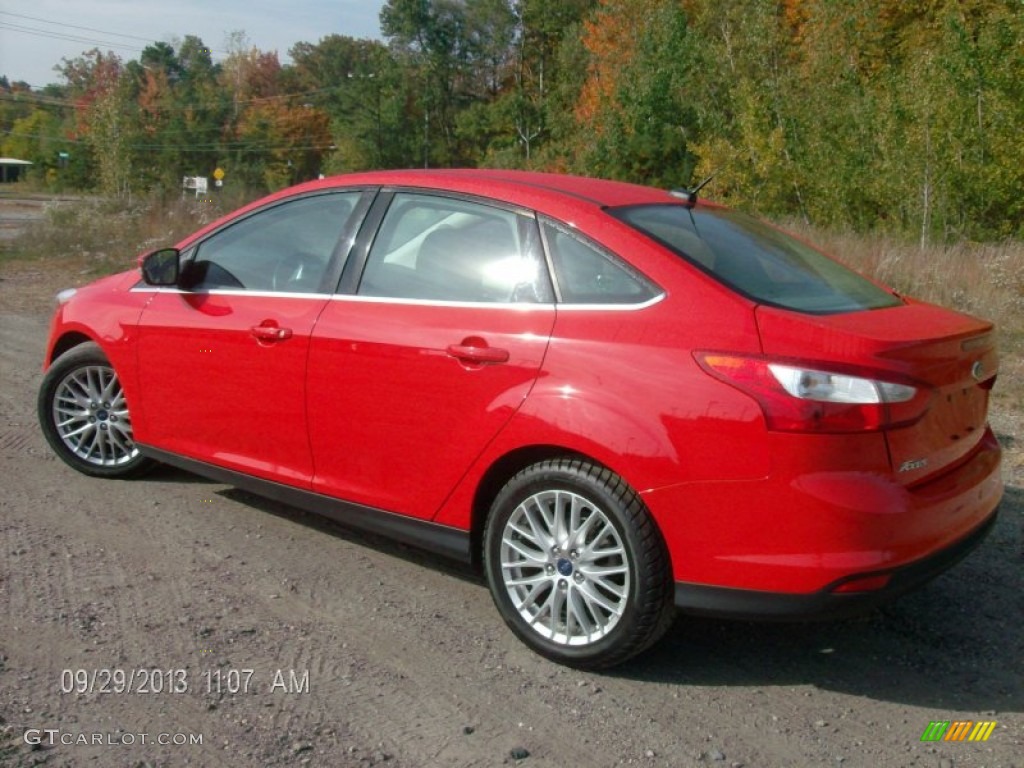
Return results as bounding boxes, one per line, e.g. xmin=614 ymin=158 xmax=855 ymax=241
xmin=251 ymin=324 xmax=293 ymax=341
xmin=446 ymin=343 xmax=509 ymax=364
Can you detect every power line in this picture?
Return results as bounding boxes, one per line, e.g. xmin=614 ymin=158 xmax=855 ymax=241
xmin=0 ymin=21 xmax=151 ymax=55
xmin=0 ymin=10 xmax=229 ymax=55
xmin=0 ymin=10 xmax=169 ymax=44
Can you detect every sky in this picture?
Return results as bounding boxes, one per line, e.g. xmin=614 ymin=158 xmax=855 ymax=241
xmin=0 ymin=0 xmax=386 ymax=88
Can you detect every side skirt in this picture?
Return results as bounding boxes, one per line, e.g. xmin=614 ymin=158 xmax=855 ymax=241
xmin=138 ymin=445 xmax=472 ymax=564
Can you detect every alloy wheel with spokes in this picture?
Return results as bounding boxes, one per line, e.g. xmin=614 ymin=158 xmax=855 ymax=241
xmin=39 ymin=342 xmax=153 ymax=478
xmin=484 ymin=458 xmax=674 ymax=668
xmin=500 ymin=489 xmax=631 ymax=646
xmin=52 ymin=365 xmax=137 ymax=467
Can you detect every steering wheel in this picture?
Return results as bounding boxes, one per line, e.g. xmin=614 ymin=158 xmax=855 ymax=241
xmin=271 ymin=252 xmax=324 ymax=292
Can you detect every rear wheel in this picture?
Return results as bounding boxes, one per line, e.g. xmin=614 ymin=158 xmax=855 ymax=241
xmin=484 ymin=458 xmax=674 ymax=668
xmin=38 ymin=342 xmax=153 ymax=478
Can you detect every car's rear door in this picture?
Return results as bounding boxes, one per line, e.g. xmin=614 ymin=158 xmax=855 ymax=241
xmin=306 ymin=191 xmax=556 ymax=520
xmin=133 ymin=191 xmax=368 ymax=486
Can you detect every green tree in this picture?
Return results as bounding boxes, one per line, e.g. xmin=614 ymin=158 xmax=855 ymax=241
xmin=556 ymin=0 xmax=699 ymax=186
xmin=87 ymin=74 xmax=135 ymax=197
xmin=0 ymin=109 xmax=62 ymax=173
xmin=237 ymin=101 xmax=332 ymax=189
xmin=288 ymin=36 xmax=418 ymax=170
xmin=56 ymin=49 xmax=134 ymax=195
xmin=381 ymin=0 xmax=460 ymax=166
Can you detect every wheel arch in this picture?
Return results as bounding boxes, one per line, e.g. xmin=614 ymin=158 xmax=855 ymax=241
xmin=47 ymin=331 xmax=94 ymax=367
xmin=469 ymin=445 xmax=571 ymax=569
xmin=467 ymin=444 xmax=667 ymax=573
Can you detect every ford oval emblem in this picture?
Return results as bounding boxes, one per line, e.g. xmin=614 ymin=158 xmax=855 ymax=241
xmin=971 ymin=361 xmax=984 ymax=381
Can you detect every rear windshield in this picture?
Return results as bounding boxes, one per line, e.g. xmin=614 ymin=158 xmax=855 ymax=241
xmin=611 ymin=204 xmax=902 ymax=313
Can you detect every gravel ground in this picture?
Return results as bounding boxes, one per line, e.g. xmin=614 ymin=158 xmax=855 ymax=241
xmin=1 ymin=238 xmax=1021 ymax=768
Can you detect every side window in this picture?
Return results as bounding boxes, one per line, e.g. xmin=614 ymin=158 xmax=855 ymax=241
xmin=358 ymin=193 xmax=553 ymax=303
xmin=541 ymin=221 xmax=660 ymax=304
xmin=185 ymin=193 xmax=359 ymax=293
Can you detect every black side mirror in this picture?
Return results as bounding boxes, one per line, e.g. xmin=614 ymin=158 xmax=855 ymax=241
xmin=140 ymin=248 xmax=181 ymax=286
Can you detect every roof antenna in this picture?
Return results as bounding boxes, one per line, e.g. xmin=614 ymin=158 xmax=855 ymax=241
xmin=669 ymin=173 xmax=716 ymax=209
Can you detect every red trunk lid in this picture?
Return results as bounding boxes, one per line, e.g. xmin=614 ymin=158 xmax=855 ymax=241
xmin=755 ymin=301 xmax=998 ymax=482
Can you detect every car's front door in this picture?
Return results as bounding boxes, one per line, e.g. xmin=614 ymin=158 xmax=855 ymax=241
xmin=306 ymin=192 xmax=556 ymax=520
xmin=133 ymin=191 xmax=366 ymax=485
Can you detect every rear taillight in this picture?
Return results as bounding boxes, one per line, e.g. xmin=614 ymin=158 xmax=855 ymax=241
xmin=695 ymin=353 xmax=933 ymax=433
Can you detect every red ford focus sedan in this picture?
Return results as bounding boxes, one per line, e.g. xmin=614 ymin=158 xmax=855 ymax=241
xmin=38 ymin=170 xmax=1003 ymax=668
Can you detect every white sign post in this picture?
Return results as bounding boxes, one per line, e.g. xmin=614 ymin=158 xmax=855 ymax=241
xmin=182 ymin=176 xmax=209 ymax=199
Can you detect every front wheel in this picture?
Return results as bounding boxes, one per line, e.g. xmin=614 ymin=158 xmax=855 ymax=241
xmin=38 ymin=342 xmax=153 ymax=478
xmin=483 ymin=459 xmax=674 ymax=668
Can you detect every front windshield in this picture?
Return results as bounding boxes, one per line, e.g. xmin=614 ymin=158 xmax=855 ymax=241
xmin=611 ymin=204 xmax=902 ymax=313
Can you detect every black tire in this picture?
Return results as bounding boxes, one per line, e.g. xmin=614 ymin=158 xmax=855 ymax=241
xmin=38 ymin=342 xmax=154 ymax=479
xmin=483 ymin=458 xmax=674 ymax=668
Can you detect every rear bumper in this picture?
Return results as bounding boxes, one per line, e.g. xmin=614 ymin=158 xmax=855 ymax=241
xmin=645 ymin=425 xmax=1003 ymax=602
xmin=673 ymin=506 xmax=998 ymax=618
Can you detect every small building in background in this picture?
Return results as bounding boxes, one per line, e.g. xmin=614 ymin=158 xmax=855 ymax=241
xmin=0 ymin=158 xmax=33 ymax=183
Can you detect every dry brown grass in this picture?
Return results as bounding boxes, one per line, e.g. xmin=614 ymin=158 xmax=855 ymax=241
xmin=1 ymin=193 xmax=245 ymax=275
xmin=784 ymin=221 xmax=1024 ymax=348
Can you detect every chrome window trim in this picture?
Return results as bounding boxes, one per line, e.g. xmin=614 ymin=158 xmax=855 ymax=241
xmin=129 ymin=285 xmax=664 ymax=309
xmin=129 ymin=286 xmax=333 ymax=301
xmin=328 ymin=292 xmax=664 ymax=311
xmin=132 ymin=274 xmax=663 ymax=309
xmin=555 ymin=293 xmax=665 ymax=311
xmin=330 ymin=294 xmax=556 ymax=311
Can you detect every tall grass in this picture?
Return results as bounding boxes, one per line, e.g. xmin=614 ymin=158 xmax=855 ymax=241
xmin=2 ymin=192 xmax=252 ymax=271
xmin=783 ymin=221 xmax=1024 ymax=346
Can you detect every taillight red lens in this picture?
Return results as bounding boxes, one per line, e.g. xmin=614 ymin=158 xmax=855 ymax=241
xmin=695 ymin=353 xmax=932 ymax=433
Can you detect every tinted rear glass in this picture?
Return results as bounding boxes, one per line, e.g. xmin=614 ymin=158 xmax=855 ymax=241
xmin=611 ymin=204 xmax=902 ymax=313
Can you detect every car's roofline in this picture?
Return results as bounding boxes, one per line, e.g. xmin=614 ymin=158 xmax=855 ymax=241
xmin=303 ymin=169 xmax=684 ymax=207
xmin=172 ymin=169 xmax=722 ymax=253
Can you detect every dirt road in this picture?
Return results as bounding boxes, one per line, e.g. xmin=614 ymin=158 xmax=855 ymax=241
xmin=1 ymin=258 xmax=1021 ymax=768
